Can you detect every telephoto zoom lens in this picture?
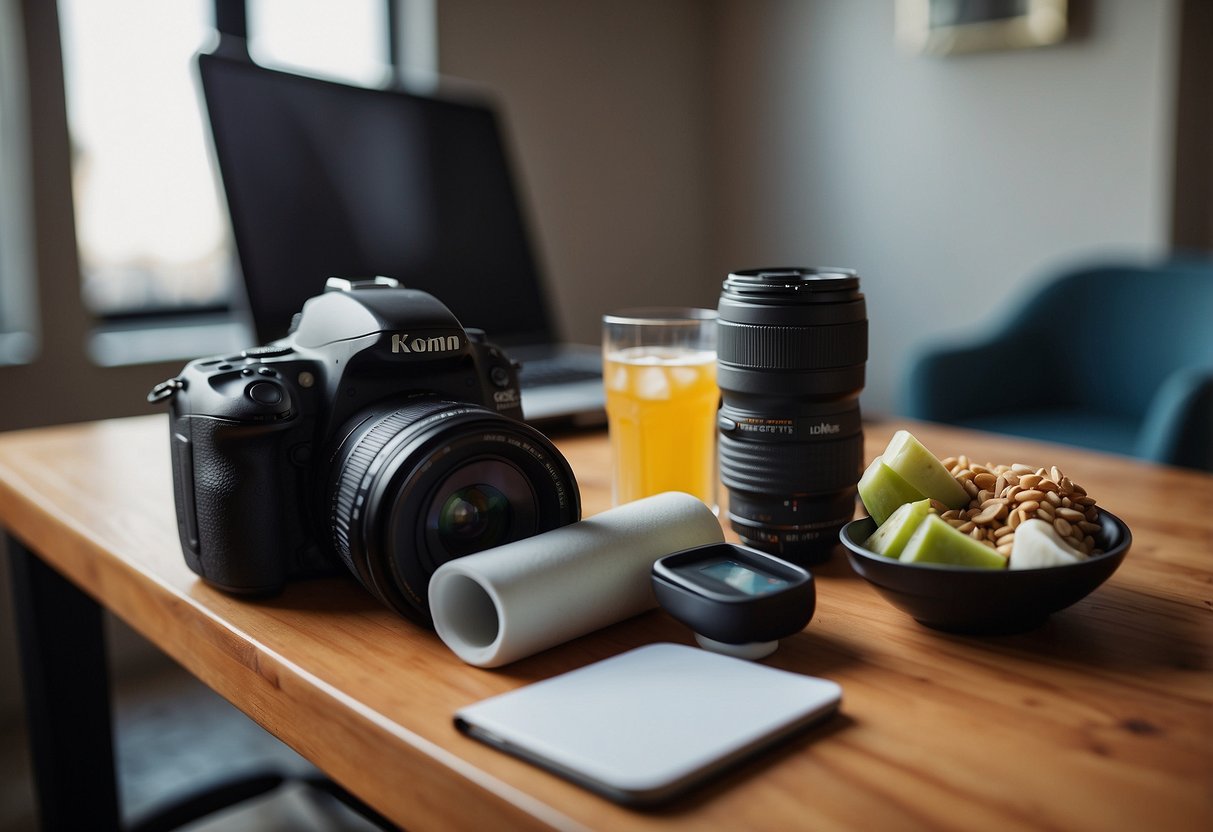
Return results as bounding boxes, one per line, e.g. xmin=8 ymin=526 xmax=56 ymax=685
xmin=717 ymin=268 xmax=867 ymax=565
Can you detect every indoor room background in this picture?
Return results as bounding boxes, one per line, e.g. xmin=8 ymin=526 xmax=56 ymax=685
xmin=0 ymin=0 xmax=1204 ymax=820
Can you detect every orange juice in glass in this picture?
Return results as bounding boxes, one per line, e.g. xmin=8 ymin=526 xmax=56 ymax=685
xmin=602 ymin=308 xmax=719 ymax=508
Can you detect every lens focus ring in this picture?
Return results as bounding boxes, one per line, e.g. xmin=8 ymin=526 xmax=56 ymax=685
xmin=331 ymin=400 xmax=453 ymax=576
xmin=719 ymin=431 xmax=863 ymax=496
xmin=718 ymin=319 xmax=868 ymax=370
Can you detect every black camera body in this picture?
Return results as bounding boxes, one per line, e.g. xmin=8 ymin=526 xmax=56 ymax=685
xmin=153 ymin=278 xmax=580 ymax=624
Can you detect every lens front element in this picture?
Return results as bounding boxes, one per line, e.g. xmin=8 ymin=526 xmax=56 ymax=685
xmin=436 ymin=486 xmax=511 ymax=551
xmin=425 ymin=458 xmax=539 ymax=561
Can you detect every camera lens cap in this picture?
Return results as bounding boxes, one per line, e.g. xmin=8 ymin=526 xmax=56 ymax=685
xmin=722 ymin=268 xmax=860 ymax=300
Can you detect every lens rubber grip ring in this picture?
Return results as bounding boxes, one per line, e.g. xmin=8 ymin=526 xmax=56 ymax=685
xmin=330 ymin=400 xmax=459 ymax=575
xmin=718 ymin=431 xmax=864 ymax=495
xmin=717 ymin=319 xmax=868 ymax=370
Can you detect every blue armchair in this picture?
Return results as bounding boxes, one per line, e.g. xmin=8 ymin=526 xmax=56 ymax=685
xmin=901 ymin=259 xmax=1213 ymax=471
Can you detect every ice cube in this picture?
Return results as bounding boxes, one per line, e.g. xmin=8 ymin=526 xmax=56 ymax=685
xmin=634 ymin=366 xmax=671 ymax=400
xmin=606 ymin=363 xmax=630 ymax=392
xmin=669 ymin=365 xmax=700 ymax=388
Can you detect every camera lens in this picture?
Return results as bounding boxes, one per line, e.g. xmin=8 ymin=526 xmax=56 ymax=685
xmin=717 ymin=268 xmax=867 ymax=565
xmin=436 ymin=487 xmax=509 ymax=550
xmin=329 ymin=399 xmax=580 ymax=624
xmin=427 ymin=464 xmax=534 ymax=558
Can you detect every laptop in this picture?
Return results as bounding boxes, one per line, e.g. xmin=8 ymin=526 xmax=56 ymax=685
xmin=197 ymin=51 xmax=604 ymax=425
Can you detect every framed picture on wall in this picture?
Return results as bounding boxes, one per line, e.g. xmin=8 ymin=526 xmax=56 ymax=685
xmin=896 ymin=0 xmax=1069 ymax=56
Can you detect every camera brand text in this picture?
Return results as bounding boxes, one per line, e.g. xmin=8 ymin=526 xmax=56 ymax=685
xmin=391 ymin=333 xmax=462 ymax=354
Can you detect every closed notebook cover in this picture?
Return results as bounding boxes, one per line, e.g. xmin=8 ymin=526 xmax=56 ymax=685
xmin=454 ymin=642 xmax=842 ymax=806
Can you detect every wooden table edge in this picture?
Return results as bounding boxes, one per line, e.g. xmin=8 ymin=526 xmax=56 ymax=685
xmin=0 ymin=442 xmax=587 ymax=832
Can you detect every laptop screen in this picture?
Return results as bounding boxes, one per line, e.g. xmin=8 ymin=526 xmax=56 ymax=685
xmin=198 ymin=53 xmax=554 ymax=346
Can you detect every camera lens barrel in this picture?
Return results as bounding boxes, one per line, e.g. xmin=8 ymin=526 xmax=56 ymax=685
xmin=717 ymin=268 xmax=868 ymax=564
xmin=329 ymin=398 xmax=580 ymax=624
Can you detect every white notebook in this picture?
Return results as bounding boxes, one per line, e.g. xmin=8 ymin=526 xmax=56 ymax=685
xmin=454 ymin=643 xmax=842 ymax=806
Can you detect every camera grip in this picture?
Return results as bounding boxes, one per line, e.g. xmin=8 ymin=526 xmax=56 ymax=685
xmin=177 ymin=415 xmax=293 ymax=593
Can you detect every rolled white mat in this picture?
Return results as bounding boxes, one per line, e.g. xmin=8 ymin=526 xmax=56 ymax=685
xmin=429 ymin=491 xmax=724 ymax=667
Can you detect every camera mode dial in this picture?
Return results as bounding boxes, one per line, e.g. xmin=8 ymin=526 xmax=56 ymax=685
xmin=243 ymin=343 xmax=294 ymax=359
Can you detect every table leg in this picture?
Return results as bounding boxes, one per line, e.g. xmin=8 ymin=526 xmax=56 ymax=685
xmin=8 ymin=534 xmax=122 ymax=832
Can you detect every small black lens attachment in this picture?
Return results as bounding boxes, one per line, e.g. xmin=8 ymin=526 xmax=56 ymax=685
xmin=652 ymin=543 xmax=815 ymax=660
xmin=717 ymin=268 xmax=868 ymax=565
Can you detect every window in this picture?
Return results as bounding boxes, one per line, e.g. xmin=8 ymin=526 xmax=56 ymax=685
xmin=0 ymin=0 xmax=38 ymax=364
xmin=56 ymin=0 xmax=397 ymax=356
xmin=248 ymin=0 xmax=391 ymax=88
xmin=59 ymin=0 xmax=229 ymax=318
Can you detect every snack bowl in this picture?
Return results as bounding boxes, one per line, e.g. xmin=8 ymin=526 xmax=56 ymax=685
xmin=840 ymin=510 xmax=1131 ymax=634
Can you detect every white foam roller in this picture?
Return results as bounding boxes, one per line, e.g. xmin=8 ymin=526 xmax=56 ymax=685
xmin=428 ymin=491 xmax=724 ymax=667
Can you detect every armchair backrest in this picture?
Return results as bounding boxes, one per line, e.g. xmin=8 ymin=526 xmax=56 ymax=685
xmin=1012 ymin=261 xmax=1213 ymax=420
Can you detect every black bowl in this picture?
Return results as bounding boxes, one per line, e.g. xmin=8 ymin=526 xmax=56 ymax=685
xmin=840 ymin=510 xmax=1131 ymax=634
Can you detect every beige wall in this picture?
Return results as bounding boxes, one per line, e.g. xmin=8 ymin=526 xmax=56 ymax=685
xmin=434 ymin=0 xmax=1179 ymax=415
xmin=707 ymin=0 xmax=1178 ymax=416
xmin=436 ymin=0 xmax=719 ymax=344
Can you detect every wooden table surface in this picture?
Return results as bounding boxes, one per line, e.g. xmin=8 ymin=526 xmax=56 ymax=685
xmin=0 ymin=414 xmax=1209 ymax=831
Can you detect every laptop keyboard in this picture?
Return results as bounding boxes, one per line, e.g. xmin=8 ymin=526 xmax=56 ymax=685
xmin=518 ymin=357 xmax=602 ymax=388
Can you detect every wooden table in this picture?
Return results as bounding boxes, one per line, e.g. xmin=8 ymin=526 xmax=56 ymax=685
xmin=1 ymin=415 xmax=1209 ymax=831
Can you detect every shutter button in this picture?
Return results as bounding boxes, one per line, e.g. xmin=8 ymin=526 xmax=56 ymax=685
xmin=248 ymin=381 xmax=284 ymax=405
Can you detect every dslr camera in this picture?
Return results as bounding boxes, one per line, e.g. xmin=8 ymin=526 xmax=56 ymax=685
xmin=151 ymin=277 xmax=581 ymax=625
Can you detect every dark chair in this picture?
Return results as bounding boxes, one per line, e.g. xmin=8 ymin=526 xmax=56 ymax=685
xmin=901 ymin=259 xmax=1213 ymax=471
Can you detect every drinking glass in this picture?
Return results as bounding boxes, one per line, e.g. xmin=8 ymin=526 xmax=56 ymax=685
xmin=602 ymin=308 xmax=719 ymax=508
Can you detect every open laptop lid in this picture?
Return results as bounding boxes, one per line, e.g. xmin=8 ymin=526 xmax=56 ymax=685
xmin=197 ymin=52 xmax=556 ymax=347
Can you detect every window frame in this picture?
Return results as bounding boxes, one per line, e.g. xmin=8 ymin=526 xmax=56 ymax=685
xmin=56 ymin=0 xmax=437 ymax=367
xmin=0 ymin=0 xmax=39 ymax=366
xmin=0 ymin=0 xmax=437 ymax=434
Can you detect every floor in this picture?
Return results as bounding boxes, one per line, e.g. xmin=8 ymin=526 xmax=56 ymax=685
xmin=0 ymin=660 xmax=384 ymax=831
